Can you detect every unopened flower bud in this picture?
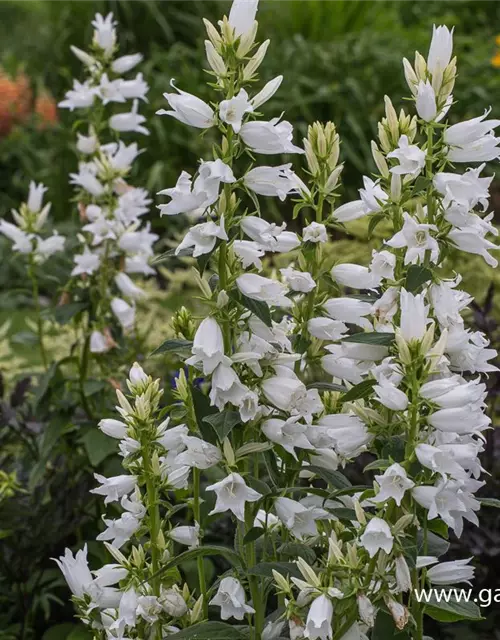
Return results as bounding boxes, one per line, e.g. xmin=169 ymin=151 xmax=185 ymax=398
xmin=403 ymin=58 xmax=418 ymax=95
xmin=384 ymin=95 xmax=399 ymax=142
xmin=385 ymin=597 xmax=409 ymax=630
xmin=272 ymin=570 xmax=291 ymax=594
xmin=205 ymin=41 xmax=226 ymax=76
xmin=391 ymin=173 xmax=402 ymax=202
xmin=393 ymin=513 xmax=415 ymax=534
xmin=395 ymin=329 xmax=412 ymax=365
xmin=325 ymin=165 xmax=343 ymax=194
xmin=357 ymin=594 xmax=376 ymax=627
xmin=204 ymin=18 xmax=223 ymax=50
xmin=217 ymin=290 xmax=229 ymax=308
xmin=371 ymin=141 xmax=389 ymax=178
xmin=304 ymin=139 xmax=320 ymax=175
xmin=395 ymin=555 xmax=412 ymax=593
xmin=190 ymin=595 xmax=204 ymax=623
xmin=354 ymin=499 xmax=366 ymax=525
xmin=414 ymin=51 xmax=427 ymax=79
xmin=378 ymin=122 xmax=392 ymax=153
xmin=175 ymin=369 xmax=189 ymax=402
xmin=421 ymin=321 xmax=435 ymax=355
xmin=237 ymin=21 xmax=258 ymax=57
xmin=223 ymin=437 xmax=236 ymax=467
xmin=297 ymin=557 xmax=320 ymax=587
xmin=243 ymin=40 xmax=269 ymax=80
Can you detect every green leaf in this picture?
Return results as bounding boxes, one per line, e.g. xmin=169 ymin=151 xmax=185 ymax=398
xmin=228 ymin=290 xmax=272 ymax=327
xmin=53 ymin=302 xmax=87 ymax=325
xmin=418 ymin=530 xmax=449 ymax=558
xmin=152 ymin=546 xmax=244 ymax=582
xmin=480 ymin=497 xmax=500 ymax=508
xmin=191 ymin=387 xmax=218 ymax=445
xmin=152 ymin=247 xmax=193 ymax=264
xmin=341 ymin=379 xmax=376 ymax=403
xmin=363 ymin=459 xmax=392 ymax=472
xmin=80 ymin=429 xmax=117 ymax=466
xmin=424 ymin=593 xmax=483 ymax=623
xmin=405 ymin=264 xmax=432 ymax=293
xmin=203 ymin=410 xmax=241 ymax=441
xmin=243 ymin=527 xmax=265 ymax=544
xmin=278 ymin=542 xmax=316 ymax=565
xmin=150 ymin=339 xmax=193 ymax=357
xmin=308 ymin=466 xmax=352 ymax=489
xmin=42 ymin=624 xmax=78 ymax=640
xmin=327 ymin=507 xmax=357 ymax=521
xmin=307 ymin=382 xmax=347 ymax=392
xmin=167 ymin=622 xmax=247 ymax=640
xmin=342 ymin=332 xmax=394 ymax=346
xmin=67 ymin=627 xmax=93 ymax=640
xmin=247 ymin=561 xmax=301 ymax=579
xmin=372 ymin=611 xmax=409 ymax=640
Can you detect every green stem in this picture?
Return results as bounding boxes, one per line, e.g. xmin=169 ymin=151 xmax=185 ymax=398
xmin=78 ymin=331 xmax=95 ymax=420
xmin=246 ymin=505 xmax=264 ymax=640
xmin=28 ymin=255 xmax=48 ymax=370
xmin=193 ymin=467 xmax=208 ymax=617
xmin=426 ymin=125 xmax=435 ymax=225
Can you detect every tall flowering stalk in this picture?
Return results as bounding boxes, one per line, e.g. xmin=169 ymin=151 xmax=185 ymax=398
xmin=59 ymin=13 xmax=155 ymax=368
xmin=57 ymin=5 xmax=499 ymax=640
xmin=0 ymin=182 xmax=65 ymax=368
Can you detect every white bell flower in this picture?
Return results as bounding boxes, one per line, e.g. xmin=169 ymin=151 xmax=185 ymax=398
xmin=304 ymin=594 xmax=333 ymax=640
xmin=416 ymin=80 xmax=437 ymax=122
xmin=90 ymin=474 xmax=137 ymax=504
xmin=427 ymin=25 xmax=454 ymax=78
xmin=54 ymin=545 xmax=94 ymax=598
xmin=92 ymin=12 xmax=116 ymax=56
xmin=386 ymin=212 xmax=439 ymax=265
xmin=236 ymin=273 xmax=291 ymax=307
xmin=219 ymin=88 xmax=253 ymax=133
xmin=400 ymin=289 xmax=429 ymax=343
xmin=112 ymin=53 xmax=143 ymax=74
xmin=168 ymin=523 xmax=200 ymax=549
xmin=209 ymin=576 xmax=255 ymax=620
xmin=303 ymin=221 xmax=328 ymax=243
xmin=359 ymin=176 xmax=388 ymax=212
xmin=115 ymin=272 xmax=145 ymax=300
xmin=323 ymin=297 xmax=372 ymax=329
xmin=244 ymin=164 xmax=299 ymax=201
xmin=262 ymin=416 xmax=314 ymax=459
xmin=110 ymin=100 xmax=149 ymax=135
xmin=186 ymin=316 xmax=225 ymax=374
xmin=359 ymin=517 xmax=394 ymax=558
xmin=274 ymin=497 xmax=327 ymax=540
xmin=233 ymin=240 xmax=265 ymax=269
xmin=99 ymin=418 xmax=127 ymax=440
xmin=228 ymin=0 xmax=259 ymax=37
xmin=331 ymin=264 xmax=376 ymax=289
xmin=240 ymin=118 xmax=304 ymax=154
xmin=111 ymin=297 xmax=136 ymax=330
xmin=310 ymin=414 xmax=372 ymax=458
xmin=373 ymin=379 xmax=409 ymax=411
xmin=373 ymin=463 xmax=414 ymax=506
xmin=262 ymin=370 xmax=323 ymax=423
xmin=308 ymin=317 xmax=348 ymax=341
xmin=206 ymin=472 xmax=261 ymax=521
xmin=280 ymin=268 xmax=316 ymax=293
xmin=175 ymin=435 xmax=222 ymax=470
xmin=157 ymin=81 xmax=215 ymax=129
xmin=251 ymin=76 xmax=283 ymax=109
xmin=427 ymin=559 xmax=474 ymax=585
xmin=175 ymin=216 xmax=228 ymax=257
xmin=387 ymin=135 xmax=426 ymax=176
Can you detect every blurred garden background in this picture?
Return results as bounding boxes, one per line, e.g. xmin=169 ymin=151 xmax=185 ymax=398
xmin=2 ymin=1 xmax=500 ymax=638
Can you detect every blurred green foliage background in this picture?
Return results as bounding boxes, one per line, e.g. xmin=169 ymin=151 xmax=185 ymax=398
xmin=1 ymin=2 xmax=500 ymax=639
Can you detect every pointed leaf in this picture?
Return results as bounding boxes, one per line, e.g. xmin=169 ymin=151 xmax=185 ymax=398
xmin=167 ymin=622 xmax=247 ymax=640
xmin=308 ymin=466 xmax=352 ymax=489
xmin=405 ymin=264 xmax=432 ymax=293
xmin=342 ymin=332 xmax=394 ymax=345
xmin=341 ymin=379 xmax=376 ymax=403
xmin=150 ymin=339 xmax=193 ymax=357
xmin=229 ymin=290 xmax=272 ymax=327
xmin=203 ymin=410 xmax=241 ymax=441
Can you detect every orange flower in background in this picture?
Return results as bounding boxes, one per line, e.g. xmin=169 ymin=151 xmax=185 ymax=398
xmin=0 ymin=69 xmax=31 ymax=136
xmin=492 ymin=35 xmax=500 ymax=68
xmin=34 ymin=90 xmax=58 ymax=129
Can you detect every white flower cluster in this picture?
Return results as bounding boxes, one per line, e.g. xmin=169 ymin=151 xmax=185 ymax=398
xmin=59 ymin=13 xmax=156 ymax=353
xmin=57 ymin=4 xmax=498 ymax=640
xmin=0 ymin=181 xmax=65 ymax=262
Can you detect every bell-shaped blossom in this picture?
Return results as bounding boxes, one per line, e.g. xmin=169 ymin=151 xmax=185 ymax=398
xmin=427 ymin=559 xmax=474 ymax=585
xmin=209 ymin=576 xmax=255 ymax=620
xmin=387 ymin=212 xmax=439 ymax=264
xmin=160 ymin=586 xmax=188 ymax=617
xmin=90 ymin=473 xmax=137 ymax=504
xmin=416 ymin=80 xmax=437 ymax=122
xmin=387 ymin=135 xmax=426 ymax=176
xmin=233 ymin=240 xmax=265 ymax=269
xmin=70 ymin=164 xmax=105 ymax=197
xmin=303 ymin=221 xmax=328 ymax=243
xmin=434 ymin=165 xmax=492 ymax=214
xmin=59 ymin=79 xmax=97 ymax=110
xmin=186 ymin=316 xmax=225 ymax=374
xmin=331 ymin=264 xmax=376 ymax=289
xmin=262 ymin=369 xmax=323 ymax=423
xmin=304 ymin=594 xmax=333 ymax=640
xmin=0 ymin=221 xmax=32 ymax=254
xmin=99 ymin=418 xmax=127 ymax=440
xmin=90 ymin=330 xmax=111 ymax=354
xmin=444 ymin=110 xmax=500 ymax=147
xmin=54 ymin=545 xmax=94 ymax=598
xmin=168 ymin=523 xmax=200 ymax=549
xmin=251 ymin=76 xmax=283 ymax=109
xmin=370 ymin=249 xmax=396 ymax=281
xmin=373 ymin=463 xmax=414 ymax=506
xmin=176 ymin=217 xmax=228 ymax=257
xmin=448 ymin=228 xmax=498 ymax=267
xmin=309 ymin=414 xmax=372 ymax=458
xmin=240 ymin=118 xmax=304 ymax=154
xmin=308 ymin=317 xmax=348 ymax=341
xmin=206 ymin=472 xmax=261 ymax=521
xmin=157 ymin=81 xmax=215 ymax=129
xmin=415 ymin=443 xmax=468 ymax=480
xmin=262 ymin=416 xmax=314 ymax=459
xmin=359 ymin=517 xmax=394 ymax=558
xmin=110 ymin=100 xmax=149 ymax=135
xmin=395 ymin=555 xmax=412 ymax=593
xmin=115 ymin=272 xmax=145 ymax=300
xmin=241 ymin=216 xmax=299 ymax=252
xmin=209 ymin=362 xmax=250 ymax=412
xmin=72 ymin=247 xmax=100 ymax=276
xmin=228 ymin=0 xmax=259 ymax=36
xmin=447 ymin=133 xmax=500 ymax=163
xmin=322 ymin=347 xmax=372 ymax=385
xmin=359 ymin=176 xmax=388 ymax=212
xmin=412 ymin=481 xmax=468 ymax=534
xmin=374 ymin=379 xmax=409 ymax=411
xmin=334 ymin=200 xmax=368 ymax=222
xmin=274 ymin=497 xmax=327 ymax=540
xmin=244 ymin=164 xmax=299 ymax=201
xmin=281 ymin=268 xmax=316 ymax=293
xmin=428 ymin=405 xmax=490 ymax=435
xmin=92 ymin=12 xmax=116 ymax=56
xmin=175 ymin=435 xmax=222 ymax=469
xmin=323 ymin=297 xmax=372 ymax=329
xmin=111 ymin=297 xmax=136 ymax=330
xmin=112 ymin=53 xmax=143 ymax=74
xmin=427 ymin=25 xmax=454 ymax=78
xmin=219 ymin=88 xmax=253 ymax=133
xmin=236 ymin=273 xmax=291 ymax=307
xmin=400 ymin=289 xmax=429 ymax=343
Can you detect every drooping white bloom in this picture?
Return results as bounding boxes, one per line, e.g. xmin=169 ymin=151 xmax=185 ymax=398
xmin=157 ymin=81 xmax=215 ymax=129
xmin=309 ymin=414 xmax=372 ymax=458
xmin=427 ymin=25 xmax=454 ymax=78
xmin=444 ymin=110 xmax=500 ymax=146
xmin=359 ymin=517 xmax=394 ymax=558
xmin=160 ymin=586 xmax=188 ymax=617
xmin=387 ymin=135 xmax=426 ymax=176
xmin=323 ymin=297 xmax=372 ymax=329
xmin=244 ymin=164 xmax=299 ymax=201
xmin=241 ymin=216 xmax=299 ymax=252
xmin=240 ymin=118 xmax=304 ymax=154
xmin=448 ymin=228 xmax=498 ymax=267
xmin=92 ymin=12 xmax=116 ymax=56
xmin=357 ymin=594 xmax=376 ymax=627
xmin=359 ymin=176 xmax=388 ymax=212
xmin=59 ymin=79 xmax=97 ymax=110
xmin=0 ymin=221 xmax=32 ymax=254
xmin=416 ymin=80 xmax=437 ymax=122
xmin=112 ymin=53 xmax=143 ymax=74
xmin=175 ymin=217 xmax=228 ymax=257
xmin=71 ymin=247 xmax=100 ymax=276
xmin=280 ymin=268 xmax=316 ymax=293
xmin=236 ymin=273 xmax=291 ymax=307
xmin=427 ymin=559 xmax=475 ymax=585
xmin=274 ymin=497 xmax=327 ymax=540
xmin=206 ymin=472 xmax=261 ymax=521
xmin=262 ymin=416 xmax=314 ymax=459
xmin=115 ymin=272 xmax=145 ymax=300
xmin=99 ymin=418 xmax=127 ymax=440
xmin=219 ymin=88 xmax=253 ymax=133
xmin=109 ymin=99 xmax=149 ymax=135
xmin=169 ymin=523 xmax=200 ymax=549
xmin=54 ymin=545 xmax=94 ymax=598
xmin=427 ymin=405 xmax=490 ymax=435
xmin=233 ymin=240 xmax=265 ymax=269
xmin=186 ymin=316 xmax=225 ymax=374
xmin=90 ymin=330 xmax=110 ymax=354
xmin=304 ymin=594 xmax=333 ymax=640
xmin=373 ymin=463 xmax=415 ymax=506
xmin=209 ymin=576 xmax=255 ymax=620
xmin=334 ymin=200 xmax=368 ymax=222
xmin=175 ymin=435 xmax=222 ymax=469
xmin=262 ymin=370 xmax=323 ymax=423
xmin=251 ymin=76 xmax=283 ymax=109
xmin=90 ymin=473 xmax=137 ymax=504
xmin=308 ymin=318 xmax=348 ymax=341
xmin=447 ymin=133 xmax=500 ymax=163
xmin=386 ymin=212 xmax=439 ymax=264
xmin=395 ymin=555 xmax=412 ymax=593
xmin=331 ymin=264 xmax=376 ymax=290
xmin=373 ymin=379 xmax=409 ymax=411
xmin=111 ymin=297 xmax=136 ymax=330
xmin=228 ymin=0 xmax=259 ymax=37
xmin=303 ymin=221 xmax=328 ymax=243
xmin=399 ymin=289 xmax=429 ymax=343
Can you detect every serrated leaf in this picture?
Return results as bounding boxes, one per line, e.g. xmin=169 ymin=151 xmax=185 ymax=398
xmin=405 ymin=264 xmax=432 ymax=293
xmin=150 ymin=339 xmax=193 ymax=357
xmin=243 ymin=527 xmax=265 ymax=544
xmin=167 ymin=622 xmax=247 ymax=640
xmin=203 ymin=410 xmax=241 ymax=441
xmin=247 ymin=562 xmax=301 ymax=579
xmin=342 ymin=332 xmax=394 ymax=345
xmin=308 ymin=466 xmax=352 ymax=489
xmin=228 ymin=290 xmax=272 ymax=327
xmin=341 ymin=378 xmax=376 ymax=403
xmin=307 ymin=382 xmax=347 ymax=392
xmin=424 ymin=594 xmax=483 ymax=622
